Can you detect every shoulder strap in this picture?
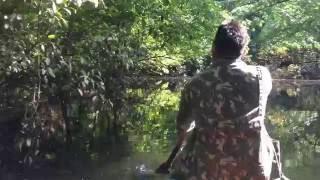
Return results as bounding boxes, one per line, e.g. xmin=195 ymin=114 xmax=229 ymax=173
xmin=256 ymin=66 xmax=264 ymax=117
xmin=257 ymin=66 xmax=290 ymax=180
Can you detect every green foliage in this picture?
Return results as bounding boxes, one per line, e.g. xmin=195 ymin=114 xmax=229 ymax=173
xmin=127 ymin=83 xmax=180 ymax=152
xmin=227 ymin=0 xmax=320 ymax=53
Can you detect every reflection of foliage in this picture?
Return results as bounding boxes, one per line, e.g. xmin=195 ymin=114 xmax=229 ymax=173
xmin=127 ymin=83 xmax=180 ymax=153
xmin=270 ymin=83 xmax=320 ymax=110
xmin=267 ymin=106 xmax=320 ymax=169
xmin=263 ymin=83 xmax=320 ymax=175
xmin=267 ymin=108 xmax=318 ymax=139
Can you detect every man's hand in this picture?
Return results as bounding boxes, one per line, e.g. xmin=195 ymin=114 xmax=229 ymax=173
xmin=155 ymin=131 xmax=186 ymax=174
xmin=155 ymin=161 xmax=170 ymax=174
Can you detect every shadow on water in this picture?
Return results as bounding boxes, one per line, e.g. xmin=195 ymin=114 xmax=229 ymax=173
xmin=1 ymin=79 xmax=320 ymax=180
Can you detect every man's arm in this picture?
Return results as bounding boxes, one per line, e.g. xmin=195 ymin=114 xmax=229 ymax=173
xmin=155 ymin=84 xmax=192 ymax=174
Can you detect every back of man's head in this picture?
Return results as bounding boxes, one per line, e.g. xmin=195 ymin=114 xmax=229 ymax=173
xmin=213 ymin=20 xmax=249 ymax=60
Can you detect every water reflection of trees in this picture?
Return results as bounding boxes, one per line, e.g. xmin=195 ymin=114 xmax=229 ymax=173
xmin=267 ymin=82 xmax=320 ymax=172
xmin=270 ymin=81 xmax=320 ymax=110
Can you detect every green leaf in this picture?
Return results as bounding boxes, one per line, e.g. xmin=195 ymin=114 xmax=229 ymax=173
xmin=45 ymin=58 xmax=51 ymax=65
xmin=48 ymin=34 xmax=56 ymax=39
xmin=78 ymin=88 xmax=83 ymax=96
xmin=87 ymin=0 xmax=99 ymax=8
xmin=26 ymin=139 xmax=31 ymax=147
xmin=56 ymin=0 xmax=63 ymax=4
xmin=63 ymin=8 xmax=72 ymax=15
xmin=48 ymin=67 xmax=56 ymax=78
xmin=52 ymin=2 xmax=58 ymax=14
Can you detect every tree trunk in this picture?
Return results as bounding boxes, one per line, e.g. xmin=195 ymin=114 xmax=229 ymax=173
xmin=60 ymin=94 xmax=72 ymax=146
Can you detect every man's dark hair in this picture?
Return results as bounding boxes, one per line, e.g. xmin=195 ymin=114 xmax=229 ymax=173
xmin=213 ymin=20 xmax=249 ymax=59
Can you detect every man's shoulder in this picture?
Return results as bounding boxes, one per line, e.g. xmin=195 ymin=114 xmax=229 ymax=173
xmin=189 ymin=68 xmax=217 ymax=83
xmin=182 ymin=68 xmax=222 ymax=93
xmin=186 ymin=64 xmax=272 ymax=86
xmin=239 ymin=64 xmax=271 ymax=76
xmin=253 ymin=65 xmax=272 ymax=78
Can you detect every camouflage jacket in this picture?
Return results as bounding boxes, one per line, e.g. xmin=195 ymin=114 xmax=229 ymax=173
xmin=171 ymin=59 xmax=273 ymax=180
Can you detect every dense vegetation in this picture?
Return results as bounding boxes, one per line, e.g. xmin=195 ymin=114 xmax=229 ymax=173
xmin=0 ymin=0 xmax=319 ymax=177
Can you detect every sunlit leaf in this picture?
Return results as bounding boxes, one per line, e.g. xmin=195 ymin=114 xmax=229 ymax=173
xmin=86 ymin=0 xmax=99 ymax=8
xmin=48 ymin=34 xmax=56 ymax=39
xmin=78 ymin=88 xmax=83 ymax=96
xmin=52 ymin=2 xmax=58 ymax=13
xmin=26 ymin=139 xmax=31 ymax=147
xmin=56 ymin=0 xmax=63 ymax=4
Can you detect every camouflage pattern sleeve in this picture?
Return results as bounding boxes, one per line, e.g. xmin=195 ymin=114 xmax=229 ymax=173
xmin=176 ymin=82 xmax=193 ymax=134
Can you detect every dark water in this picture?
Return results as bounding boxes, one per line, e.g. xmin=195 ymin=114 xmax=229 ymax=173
xmin=6 ymin=80 xmax=320 ymax=180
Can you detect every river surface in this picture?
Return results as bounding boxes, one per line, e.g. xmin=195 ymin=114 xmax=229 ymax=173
xmin=13 ymin=80 xmax=320 ymax=180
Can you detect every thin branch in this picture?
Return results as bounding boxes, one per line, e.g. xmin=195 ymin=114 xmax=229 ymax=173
xmin=137 ymin=55 xmax=178 ymax=62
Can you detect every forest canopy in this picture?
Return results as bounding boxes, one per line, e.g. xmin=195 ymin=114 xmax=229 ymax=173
xmin=1 ymin=0 xmax=319 ymax=76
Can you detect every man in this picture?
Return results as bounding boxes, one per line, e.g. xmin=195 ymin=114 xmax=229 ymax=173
xmin=156 ymin=20 xmax=275 ymax=179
